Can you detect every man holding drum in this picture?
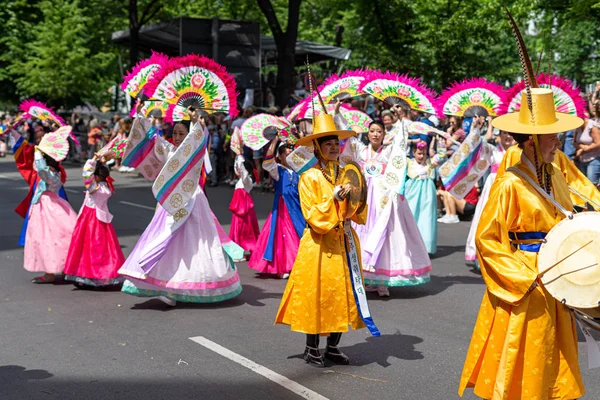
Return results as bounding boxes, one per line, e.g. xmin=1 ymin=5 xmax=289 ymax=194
xmin=459 ymin=10 xmax=593 ymax=400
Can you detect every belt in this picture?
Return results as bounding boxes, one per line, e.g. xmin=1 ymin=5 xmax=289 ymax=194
xmin=508 ymin=231 xmax=547 ymax=253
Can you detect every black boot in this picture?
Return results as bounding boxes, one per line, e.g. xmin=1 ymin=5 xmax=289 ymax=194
xmin=303 ymin=334 xmax=325 ymax=367
xmin=324 ymin=332 xmax=349 ymax=365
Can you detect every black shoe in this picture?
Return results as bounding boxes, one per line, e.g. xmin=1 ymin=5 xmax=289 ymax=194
xmin=303 ymin=346 xmax=325 ymax=367
xmin=324 ymin=346 xmax=350 ymax=365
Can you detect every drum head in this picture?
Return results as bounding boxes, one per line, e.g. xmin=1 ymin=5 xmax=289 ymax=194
xmin=337 ymin=161 xmax=367 ymax=218
xmin=538 ymin=212 xmax=600 ymax=310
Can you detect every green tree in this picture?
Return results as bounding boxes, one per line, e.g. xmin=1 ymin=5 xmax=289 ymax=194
xmin=10 ymin=0 xmax=115 ymax=108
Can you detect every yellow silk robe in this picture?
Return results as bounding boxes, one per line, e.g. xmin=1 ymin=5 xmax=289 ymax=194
xmin=498 ymin=146 xmax=600 ymax=207
xmin=275 ymin=167 xmax=368 ymax=334
xmin=459 ymin=157 xmax=584 ymax=400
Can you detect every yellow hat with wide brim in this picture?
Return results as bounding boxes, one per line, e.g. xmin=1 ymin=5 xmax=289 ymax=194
xmin=296 ymin=113 xmax=356 ymax=146
xmin=492 ymin=88 xmax=583 ymax=134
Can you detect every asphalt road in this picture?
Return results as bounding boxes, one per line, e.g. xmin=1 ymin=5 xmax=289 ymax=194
xmin=0 ymin=157 xmax=597 ymax=400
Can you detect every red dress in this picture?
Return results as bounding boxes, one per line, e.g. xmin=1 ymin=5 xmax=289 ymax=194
xmin=64 ymin=160 xmax=124 ymax=286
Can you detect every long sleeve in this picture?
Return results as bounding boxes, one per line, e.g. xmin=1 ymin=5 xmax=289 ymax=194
xmin=475 ymin=176 xmax=537 ymax=305
xmin=262 ymin=153 xmax=279 ymax=181
xmin=13 ymin=133 xmax=36 ymax=185
xmin=555 ymin=150 xmax=600 ymax=207
xmin=34 ymin=150 xmax=61 ymax=189
xmin=82 ymin=158 xmax=98 ymax=191
xmin=299 ymin=170 xmax=341 ymax=235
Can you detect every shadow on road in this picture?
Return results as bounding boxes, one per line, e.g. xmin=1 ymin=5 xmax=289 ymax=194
xmin=129 ymin=284 xmax=282 ymax=311
xmin=0 ymin=365 xmax=53 ymax=398
xmin=430 ymin=245 xmax=465 ymax=260
xmin=0 ymin=373 xmax=298 ymax=400
xmin=286 ymin=331 xmax=423 ymax=368
xmin=368 ymin=274 xmax=484 ymax=301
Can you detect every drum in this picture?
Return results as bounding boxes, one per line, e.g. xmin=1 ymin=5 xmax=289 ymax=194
xmin=336 ymin=161 xmax=367 ymax=218
xmin=537 ymin=212 xmax=600 ymax=320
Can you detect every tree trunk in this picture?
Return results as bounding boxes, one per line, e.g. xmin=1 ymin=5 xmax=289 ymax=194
xmin=257 ymin=0 xmax=303 ymax=108
xmin=128 ymin=0 xmax=139 ymax=67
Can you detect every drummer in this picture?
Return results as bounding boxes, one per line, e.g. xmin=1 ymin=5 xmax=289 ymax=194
xmin=459 ymin=16 xmax=586 ymax=400
xmin=275 ymin=111 xmax=380 ymax=367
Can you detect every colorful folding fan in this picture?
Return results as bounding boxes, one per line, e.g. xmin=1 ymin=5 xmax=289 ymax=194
xmin=287 ymin=98 xmax=308 ymax=122
xmin=297 ymin=102 xmax=353 ymax=120
xmin=310 ymin=70 xmax=369 ymax=104
xmin=240 ymin=113 xmax=286 ymax=150
xmin=358 ymin=71 xmax=440 ymax=116
xmin=130 ymin=99 xmax=171 ymax=119
xmin=97 ymin=135 xmax=128 ymax=159
xmin=143 ymin=54 xmax=238 ymax=120
xmin=19 ymin=99 xmax=65 ymax=127
xmin=342 ymin=109 xmax=373 ymax=133
xmin=499 ymin=73 xmax=586 ymax=118
xmin=37 ymin=126 xmax=72 ymax=162
xmin=121 ymin=52 xmax=169 ymax=99
xmin=277 ymin=117 xmax=299 ymax=145
xmin=19 ymin=99 xmax=82 ymax=146
xmin=437 ymin=78 xmax=504 ymax=117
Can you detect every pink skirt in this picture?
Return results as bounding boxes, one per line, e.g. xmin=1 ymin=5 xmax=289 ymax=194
xmin=229 ymin=188 xmax=260 ymax=253
xmin=64 ymin=206 xmax=125 ymax=286
xmin=24 ymin=192 xmax=77 ymax=274
xmin=248 ymin=198 xmax=300 ymax=275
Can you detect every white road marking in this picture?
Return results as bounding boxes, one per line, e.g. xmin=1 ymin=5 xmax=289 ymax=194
xmin=189 ymin=336 xmax=329 ymax=400
xmin=65 ymin=188 xmax=80 ymax=194
xmin=120 ymin=201 xmax=156 ymax=211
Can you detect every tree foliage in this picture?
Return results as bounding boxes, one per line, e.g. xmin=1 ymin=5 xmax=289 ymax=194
xmin=0 ymin=0 xmax=598 ymax=109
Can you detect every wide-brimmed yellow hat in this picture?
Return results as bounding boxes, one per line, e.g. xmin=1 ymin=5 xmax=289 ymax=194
xmin=492 ymin=88 xmax=583 ymax=134
xmin=296 ymin=113 xmax=356 ymax=146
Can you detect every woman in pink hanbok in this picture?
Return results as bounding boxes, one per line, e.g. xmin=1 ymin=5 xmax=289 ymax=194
xmin=339 ymin=108 xmax=431 ymax=297
xmin=228 ymin=129 xmax=260 ymax=257
xmin=118 ymin=109 xmax=242 ymax=305
xmin=24 ymin=130 xmax=77 ymax=283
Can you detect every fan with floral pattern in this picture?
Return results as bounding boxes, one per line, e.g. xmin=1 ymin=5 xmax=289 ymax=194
xmin=499 ymin=73 xmax=586 ymax=118
xmin=438 ymin=78 xmax=504 ymax=117
xmin=121 ymin=52 xmax=169 ymax=98
xmin=37 ymin=126 xmax=71 ymax=162
xmin=143 ymin=54 xmax=238 ymax=120
xmin=240 ymin=114 xmax=286 ymax=150
xmin=310 ymin=70 xmax=369 ymax=104
xmin=359 ymin=71 xmax=440 ymax=116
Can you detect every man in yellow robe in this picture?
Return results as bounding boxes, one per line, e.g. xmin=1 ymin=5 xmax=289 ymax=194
xmin=497 ymin=145 xmax=600 ymax=208
xmin=459 ymin=86 xmax=587 ymax=399
xmin=275 ymin=113 xmax=379 ymax=367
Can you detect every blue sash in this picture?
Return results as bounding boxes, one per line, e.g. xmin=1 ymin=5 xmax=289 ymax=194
xmin=344 ymin=222 xmax=380 ymax=337
xmin=508 ymin=231 xmax=547 ymax=253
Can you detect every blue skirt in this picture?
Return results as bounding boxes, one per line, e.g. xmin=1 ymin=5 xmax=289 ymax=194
xmin=405 ymin=178 xmax=437 ymax=254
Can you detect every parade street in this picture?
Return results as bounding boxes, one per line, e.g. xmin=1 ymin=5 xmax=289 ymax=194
xmin=1 ymin=157 xmax=598 ymax=400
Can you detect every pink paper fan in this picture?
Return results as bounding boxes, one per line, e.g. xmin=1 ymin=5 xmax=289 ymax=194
xmin=437 ymin=78 xmax=504 ymax=117
xmin=500 ymin=73 xmax=586 ymax=117
xmin=358 ymin=71 xmax=440 ymax=117
xmin=310 ymin=69 xmax=372 ymax=104
xmin=143 ymin=54 xmax=238 ymax=118
xmin=38 ymin=128 xmax=70 ymax=162
xmin=287 ymin=99 xmax=309 ymax=122
xmin=19 ymin=99 xmax=65 ymax=127
xmin=298 ymin=102 xmax=354 ymax=120
xmin=240 ymin=114 xmax=286 ymax=150
xmin=121 ymin=52 xmax=169 ymax=98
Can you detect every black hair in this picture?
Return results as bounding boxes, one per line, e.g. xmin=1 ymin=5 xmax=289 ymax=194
xmin=174 ymin=120 xmax=191 ymax=132
xmin=316 ymin=135 xmax=339 ymax=146
xmin=369 ymin=120 xmax=385 ymax=131
xmin=277 ymin=141 xmax=295 ymax=156
xmin=510 ymin=132 xmax=531 ymax=148
xmin=94 ymin=161 xmax=110 ymax=182
xmin=43 ymin=152 xmax=60 ymax=171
